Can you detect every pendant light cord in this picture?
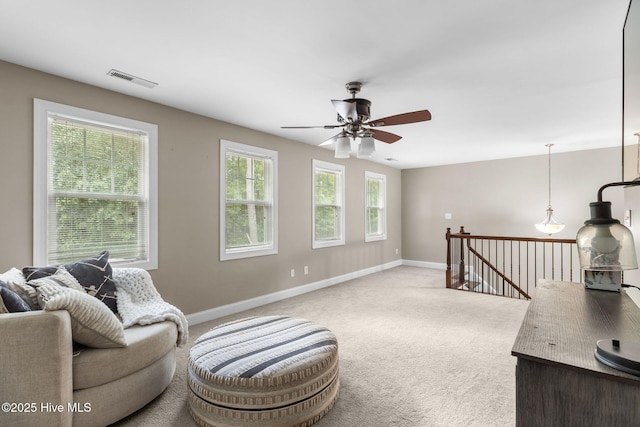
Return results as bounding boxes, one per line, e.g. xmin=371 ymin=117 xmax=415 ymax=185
xmin=546 ymin=144 xmax=552 ymax=208
xmin=636 ymin=133 xmax=640 ymax=177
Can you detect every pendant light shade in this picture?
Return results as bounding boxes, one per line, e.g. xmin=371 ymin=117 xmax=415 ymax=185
xmin=536 ymin=144 xmax=565 ymax=235
xmin=576 ymin=182 xmax=640 ymax=271
xmin=577 ymin=223 xmax=637 ymax=271
xmin=357 ymin=134 xmax=375 ymax=158
xmin=535 ymin=207 xmax=565 ymax=234
xmin=334 ymin=133 xmax=351 ymax=158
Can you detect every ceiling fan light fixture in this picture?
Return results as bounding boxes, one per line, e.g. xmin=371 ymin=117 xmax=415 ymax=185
xmin=335 ymin=134 xmax=351 ymax=158
xmin=357 ymin=135 xmax=375 ymax=158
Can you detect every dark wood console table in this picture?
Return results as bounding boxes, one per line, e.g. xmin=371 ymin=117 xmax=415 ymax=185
xmin=511 ymin=279 xmax=640 ymax=426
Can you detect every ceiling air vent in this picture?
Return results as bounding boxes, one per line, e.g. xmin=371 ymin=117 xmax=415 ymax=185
xmin=107 ymin=69 xmax=157 ymax=88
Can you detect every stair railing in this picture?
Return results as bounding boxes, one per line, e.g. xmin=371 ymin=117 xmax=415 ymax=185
xmin=446 ymin=227 xmax=578 ymax=299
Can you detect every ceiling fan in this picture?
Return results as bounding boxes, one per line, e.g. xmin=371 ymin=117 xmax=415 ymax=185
xmin=281 ymin=81 xmax=431 ymax=158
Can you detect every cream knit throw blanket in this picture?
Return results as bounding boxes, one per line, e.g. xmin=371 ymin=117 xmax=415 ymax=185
xmin=113 ymin=268 xmax=188 ymax=347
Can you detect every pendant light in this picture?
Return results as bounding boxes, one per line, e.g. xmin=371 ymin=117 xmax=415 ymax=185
xmin=535 ymin=144 xmax=565 ymax=235
xmin=576 ymin=181 xmax=640 ymax=271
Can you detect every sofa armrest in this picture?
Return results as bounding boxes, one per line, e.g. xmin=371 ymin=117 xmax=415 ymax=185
xmin=0 ymin=310 xmax=74 ymax=427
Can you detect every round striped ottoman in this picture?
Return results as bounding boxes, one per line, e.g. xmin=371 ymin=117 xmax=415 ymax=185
xmin=187 ymin=315 xmax=339 ymax=427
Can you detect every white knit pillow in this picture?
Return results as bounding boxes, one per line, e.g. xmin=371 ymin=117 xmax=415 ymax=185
xmin=0 ymin=267 xmax=27 ymax=287
xmin=37 ymin=283 xmax=127 ymax=348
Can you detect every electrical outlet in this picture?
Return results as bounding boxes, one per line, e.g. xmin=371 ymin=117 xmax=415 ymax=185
xmin=304 ymin=266 xmax=309 ymax=275
xmin=290 ymin=269 xmax=295 ymax=278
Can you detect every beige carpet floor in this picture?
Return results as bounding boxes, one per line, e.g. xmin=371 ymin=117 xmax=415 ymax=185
xmin=111 ymin=265 xmax=530 ymax=427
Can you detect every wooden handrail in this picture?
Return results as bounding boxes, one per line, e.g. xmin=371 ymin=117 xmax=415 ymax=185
xmin=448 ymin=232 xmax=575 ymax=245
xmin=446 ymin=226 xmax=577 ymax=299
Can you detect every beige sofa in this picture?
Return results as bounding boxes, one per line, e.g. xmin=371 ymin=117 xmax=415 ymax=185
xmin=0 ymin=309 xmax=178 ymax=426
xmin=0 ymin=261 xmax=183 ymax=427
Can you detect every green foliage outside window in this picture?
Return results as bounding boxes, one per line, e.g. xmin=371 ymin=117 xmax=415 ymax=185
xmin=225 ymin=152 xmax=270 ymax=248
xmin=366 ymin=178 xmax=382 ymax=235
xmin=315 ymin=170 xmax=340 ymax=240
xmin=367 ymin=209 xmax=381 ymax=235
xmin=49 ymin=120 xmax=146 ymax=263
xmin=53 ymin=198 xmax=140 ymax=261
xmin=366 ymin=175 xmax=385 ymax=237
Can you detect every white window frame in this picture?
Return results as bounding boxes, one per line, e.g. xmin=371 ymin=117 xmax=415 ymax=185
xmin=365 ymin=171 xmax=387 ymax=242
xmin=220 ymin=139 xmax=278 ymax=260
xmin=312 ymin=159 xmax=346 ymax=249
xmin=33 ymin=98 xmax=158 ymax=269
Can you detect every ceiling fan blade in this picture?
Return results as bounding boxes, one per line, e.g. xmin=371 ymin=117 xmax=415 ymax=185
xmin=369 ymin=129 xmax=402 ymax=144
xmin=367 ymin=110 xmax=432 ymax=127
xmin=281 ymin=124 xmax=344 ymax=129
xmin=331 ymin=100 xmax=359 ymax=122
xmin=319 ymin=133 xmax=344 ymax=146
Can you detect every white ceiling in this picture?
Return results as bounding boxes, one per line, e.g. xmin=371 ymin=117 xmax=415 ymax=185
xmin=0 ymin=0 xmax=632 ymax=169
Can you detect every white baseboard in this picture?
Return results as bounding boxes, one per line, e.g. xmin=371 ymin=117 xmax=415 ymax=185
xmin=402 ymin=259 xmax=447 ymax=270
xmin=186 ymin=259 xmax=404 ymax=325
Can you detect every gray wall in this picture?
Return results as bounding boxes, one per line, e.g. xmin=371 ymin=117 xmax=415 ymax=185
xmin=402 ymin=147 xmax=625 ymax=264
xmin=0 ymin=60 xmax=402 ymax=316
xmin=2 ymin=58 xmax=629 ymax=315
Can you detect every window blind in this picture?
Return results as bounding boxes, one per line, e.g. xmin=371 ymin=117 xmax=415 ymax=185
xmin=46 ymin=115 xmax=149 ymax=264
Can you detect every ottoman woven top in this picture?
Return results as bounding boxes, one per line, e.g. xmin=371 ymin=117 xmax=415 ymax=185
xmin=190 ymin=315 xmax=338 ymax=381
xmin=187 ymin=315 xmax=339 ymax=426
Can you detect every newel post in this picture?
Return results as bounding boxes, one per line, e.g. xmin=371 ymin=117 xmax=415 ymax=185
xmin=446 ymin=228 xmax=452 ymax=288
xmin=458 ymin=226 xmax=467 ymax=288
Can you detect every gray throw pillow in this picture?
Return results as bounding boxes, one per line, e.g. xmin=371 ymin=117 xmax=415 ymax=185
xmin=23 ymin=250 xmax=119 ymax=314
xmin=0 ymin=280 xmax=31 ymax=313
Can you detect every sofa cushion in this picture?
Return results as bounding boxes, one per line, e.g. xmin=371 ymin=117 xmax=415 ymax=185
xmin=0 ymin=267 xmax=27 ymax=287
xmin=0 ymin=280 xmax=31 ymax=313
xmin=72 ymin=321 xmax=178 ymax=390
xmin=9 ymin=281 xmax=41 ymax=310
xmin=23 ymin=250 xmax=119 ymax=314
xmin=27 ymin=266 xmax=86 ymax=291
xmin=0 ymin=268 xmax=35 ymax=309
xmin=37 ymin=283 xmax=127 ymax=348
xmin=20 ymin=267 xmax=86 ymax=309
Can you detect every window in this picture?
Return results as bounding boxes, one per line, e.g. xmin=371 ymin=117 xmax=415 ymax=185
xmin=220 ymin=140 xmax=277 ymax=260
xmin=33 ymin=99 xmax=158 ymax=269
xmin=365 ymin=171 xmax=387 ymax=242
xmin=313 ymin=160 xmax=345 ymax=248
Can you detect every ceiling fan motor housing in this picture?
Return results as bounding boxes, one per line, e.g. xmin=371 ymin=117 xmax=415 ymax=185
xmin=337 ymin=98 xmax=371 ymax=123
